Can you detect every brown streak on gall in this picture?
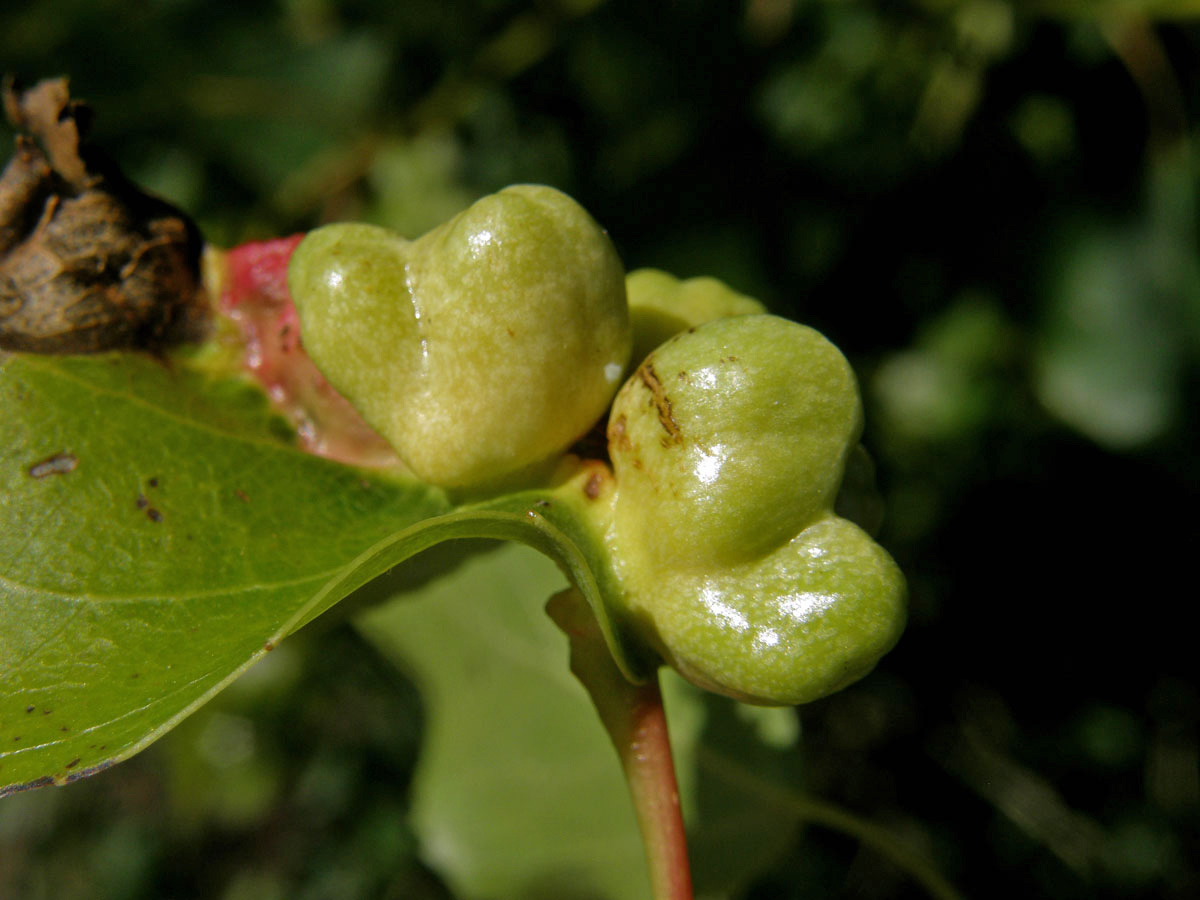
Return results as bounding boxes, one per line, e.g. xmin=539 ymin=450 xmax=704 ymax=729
xmin=638 ymin=363 xmax=682 ymax=446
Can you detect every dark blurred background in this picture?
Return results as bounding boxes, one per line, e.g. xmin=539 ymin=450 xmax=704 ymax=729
xmin=1 ymin=1 xmax=1198 ymax=898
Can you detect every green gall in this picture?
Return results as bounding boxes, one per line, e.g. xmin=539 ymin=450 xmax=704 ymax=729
xmin=610 ymin=315 xmax=860 ymax=568
xmin=607 ymin=314 xmax=905 ymax=705
xmin=288 ymin=185 xmax=631 ymax=489
xmin=626 ymin=268 xmax=766 ymax=366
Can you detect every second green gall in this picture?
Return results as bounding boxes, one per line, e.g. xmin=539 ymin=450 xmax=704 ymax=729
xmin=607 ymin=314 xmax=906 ymax=705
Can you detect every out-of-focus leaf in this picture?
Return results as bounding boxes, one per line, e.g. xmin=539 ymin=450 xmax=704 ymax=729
xmin=356 ymin=543 xmax=651 ymax=900
xmin=1035 ymin=149 xmax=1200 ymax=450
xmin=1010 ymin=94 xmax=1077 ymax=168
xmin=1024 ymin=1 xmax=1200 ymax=20
xmin=357 ymin=542 xmax=806 ymax=900
xmin=874 ymin=294 xmax=1016 ymax=444
xmin=1035 ymin=224 xmax=1182 ymax=447
xmin=686 ymin=695 xmax=806 ymax=897
xmin=364 ymin=133 xmax=474 ymax=237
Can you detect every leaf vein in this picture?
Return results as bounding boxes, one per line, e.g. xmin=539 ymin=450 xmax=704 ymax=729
xmin=20 ymin=358 xmax=300 ymax=456
xmin=0 ymin=670 xmax=217 ymax=761
xmin=0 ymin=568 xmax=337 ymax=604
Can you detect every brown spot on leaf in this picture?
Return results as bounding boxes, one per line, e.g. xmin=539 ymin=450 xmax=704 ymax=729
xmin=64 ymin=757 xmax=80 ymax=770
xmin=263 ymin=640 xmax=275 ymax=652
xmin=234 ymin=488 xmax=249 ymax=503
xmin=135 ymin=493 xmax=148 ymax=510
xmin=146 ymin=507 xmax=162 ymax=523
xmin=28 ymin=452 xmax=77 ymax=478
xmin=24 ymin=705 xmax=33 ymax=713
xmin=0 ymin=77 xmax=209 ymax=353
xmin=147 ymin=477 xmax=158 ymax=488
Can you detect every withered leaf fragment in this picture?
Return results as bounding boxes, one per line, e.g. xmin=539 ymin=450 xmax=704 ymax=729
xmin=0 ymin=77 xmax=208 ymax=353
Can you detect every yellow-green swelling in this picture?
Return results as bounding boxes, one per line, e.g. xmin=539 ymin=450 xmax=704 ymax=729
xmin=288 ymin=185 xmax=631 ymax=490
xmin=625 ymin=268 xmax=766 ymax=366
xmin=607 ymin=315 xmax=906 ymax=705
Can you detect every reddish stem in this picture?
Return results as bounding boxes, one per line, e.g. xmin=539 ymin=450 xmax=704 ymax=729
xmin=547 ymin=590 xmax=694 ymax=900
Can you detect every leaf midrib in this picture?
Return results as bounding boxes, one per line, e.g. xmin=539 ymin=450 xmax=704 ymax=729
xmin=0 ymin=568 xmax=336 ymax=604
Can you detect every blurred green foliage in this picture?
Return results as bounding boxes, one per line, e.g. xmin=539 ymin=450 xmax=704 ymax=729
xmin=2 ymin=1 xmax=1199 ymax=898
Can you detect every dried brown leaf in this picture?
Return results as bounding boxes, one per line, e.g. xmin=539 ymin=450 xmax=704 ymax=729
xmin=0 ymin=76 xmax=209 ymax=353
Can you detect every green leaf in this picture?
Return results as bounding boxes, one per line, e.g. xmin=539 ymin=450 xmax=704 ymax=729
xmin=0 ymin=352 xmax=449 ymax=794
xmin=356 ymin=541 xmax=806 ymax=900
xmin=357 ymin=542 xmax=651 ymax=900
xmin=1034 ymin=154 xmax=1200 ymax=450
xmin=0 ymin=352 xmax=643 ymax=797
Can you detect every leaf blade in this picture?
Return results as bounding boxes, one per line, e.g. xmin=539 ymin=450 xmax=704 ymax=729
xmin=0 ymin=352 xmax=451 ymax=794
